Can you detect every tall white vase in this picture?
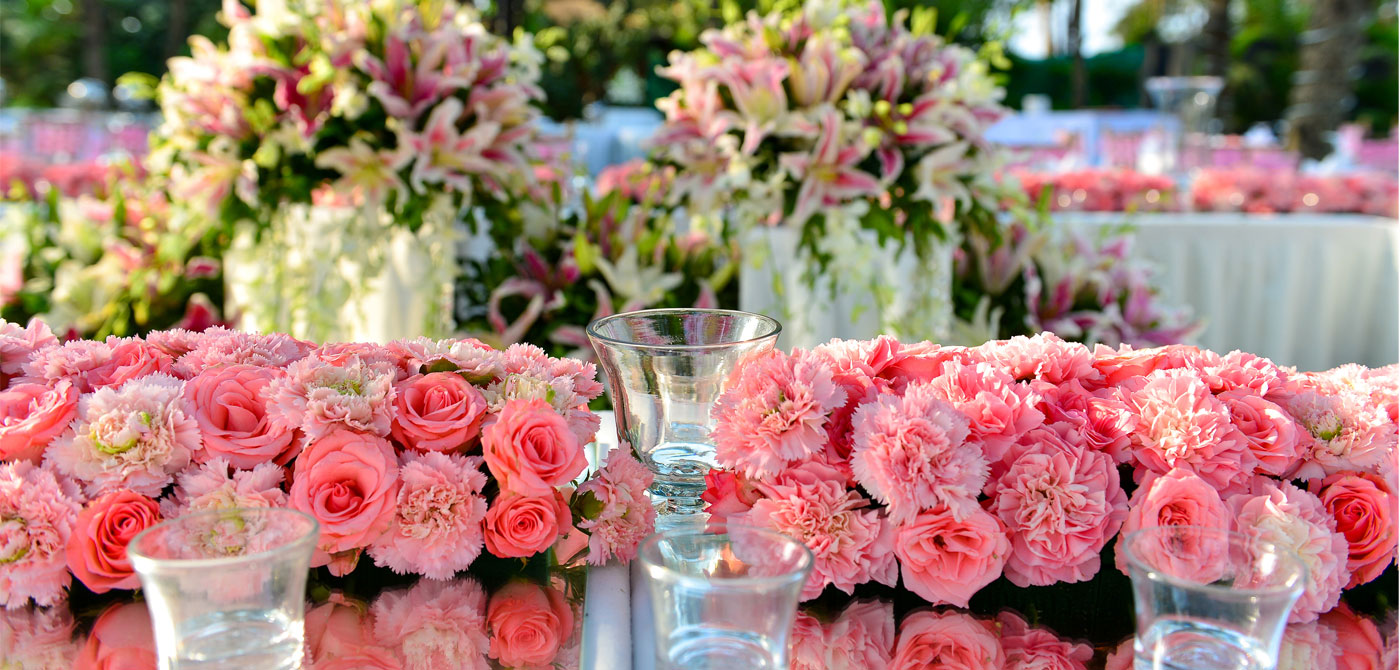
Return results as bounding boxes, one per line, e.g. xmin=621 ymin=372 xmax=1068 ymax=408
xmin=739 ymin=225 xmax=956 ymax=350
xmin=224 ymin=201 xmax=458 ymax=344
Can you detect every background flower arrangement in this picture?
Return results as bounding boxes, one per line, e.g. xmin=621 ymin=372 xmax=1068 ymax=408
xmin=0 ymin=318 xmax=654 ymax=632
xmin=461 ymin=160 xmax=738 ymax=361
xmin=1 ymin=177 xmax=228 ymax=340
xmin=703 ymin=332 xmax=1398 ymax=645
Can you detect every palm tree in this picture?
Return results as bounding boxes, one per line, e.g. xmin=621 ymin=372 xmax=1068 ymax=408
xmin=1287 ymin=0 xmax=1371 ymax=159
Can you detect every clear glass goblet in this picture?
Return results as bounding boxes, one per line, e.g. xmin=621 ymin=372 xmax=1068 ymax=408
xmin=587 ymin=308 xmax=780 ymax=518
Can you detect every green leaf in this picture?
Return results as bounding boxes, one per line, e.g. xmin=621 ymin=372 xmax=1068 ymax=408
xmin=573 ymin=234 xmax=599 ymax=275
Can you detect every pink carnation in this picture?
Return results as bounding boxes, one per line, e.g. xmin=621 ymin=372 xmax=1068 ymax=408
xmin=159 ymin=457 xmax=288 ymax=518
xmin=0 ymin=380 xmax=79 ymax=463
xmin=997 ymin=610 xmax=1093 ymax=670
xmin=273 ymin=353 xmax=397 ymax=440
xmin=1278 ymin=621 xmax=1340 ymax=670
xmin=369 ymin=451 xmax=489 ymax=580
xmin=921 ymin=360 xmax=1043 ymax=464
xmin=0 ymin=318 xmax=57 ymax=379
xmin=318 ymin=343 xmax=411 ymax=382
xmin=1123 ymin=369 xmax=1254 ymax=495
xmin=1200 ymin=350 xmax=1290 ymax=396
xmin=1230 ymin=478 xmax=1349 ymax=623
xmin=790 ymin=599 xmax=896 ymax=670
xmin=0 ymin=461 xmax=84 ymax=607
xmin=890 ymin=610 xmax=1004 ymax=670
xmin=790 ymin=610 xmax=827 ymax=670
xmin=371 ymin=578 xmax=490 ymax=670
xmin=144 ymin=328 xmax=209 ymax=359
xmin=895 ymin=505 xmax=1009 ymax=607
xmin=992 ymin=438 xmax=1127 ymax=587
xmin=976 ymin=332 xmax=1098 ymax=385
xmin=741 ymin=461 xmax=896 ymax=600
xmin=712 ymin=349 xmax=846 ymax=479
xmin=0 ymin=605 xmax=79 ymax=669
xmin=1360 ymin=365 xmax=1399 ymax=423
xmin=184 ymin=364 xmax=300 ymax=469
xmin=574 ymin=446 xmax=656 ymax=565
xmin=1114 ymin=468 xmax=1229 ymax=578
xmin=46 ymin=374 xmax=202 ymax=498
xmin=21 ymin=337 xmax=172 ymax=393
xmin=390 ymin=337 xmax=502 ymax=382
xmin=172 ymin=327 xmax=312 ymax=376
xmin=1286 ymin=387 xmax=1395 ymax=480
xmin=850 ymin=382 xmax=982 ymax=522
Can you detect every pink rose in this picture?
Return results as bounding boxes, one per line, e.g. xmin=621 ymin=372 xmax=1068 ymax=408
xmin=0 ymin=380 xmax=78 ymax=462
xmin=73 ymin=602 xmax=156 ymax=670
xmin=1315 ymin=473 xmax=1397 ymax=587
xmin=890 ymin=610 xmax=1004 ymax=670
xmin=27 ymin=337 xmax=172 ymax=394
xmin=997 ymin=610 xmax=1093 ymax=670
xmin=700 ymin=470 xmax=762 ymax=525
xmin=1104 ymin=639 xmax=1134 ymax=670
xmin=1218 ymin=389 xmax=1301 ymax=477
xmin=1322 ymin=604 xmax=1386 ymax=670
xmin=315 ymin=647 xmax=404 ymax=670
xmin=483 ymin=490 xmax=570 ymax=558
xmin=481 ymin=398 xmax=587 ymax=497
xmin=66 ymin=489 xmax=161 ymax=594
xmin=290 ymin=429 xmax=400 ymax=573
xmin=486 ymin=580 xmax=574 ymax=669
xmin=895 ymin=506 xmax=1009 ymax=607
xmin=1 ymin=606 xmax=80 ymax=670
xmin=1114 ymin=468 xmax=1230 ymax=578
xmin=305 ymin=592 xmax=374 ymax=664
xmin=184 ymin=364 xmax=299 ymax=469
xmin=390 ymin=372 xmax=488 ymax=452
xmin=826 ymin=599 xmax=896 ymax=670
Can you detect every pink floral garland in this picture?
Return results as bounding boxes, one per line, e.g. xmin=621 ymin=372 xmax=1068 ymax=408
xmin=706 ymin=332 xmax=1399 ymax=625
xmin=0 ymin=318 xmax=654 ymax=610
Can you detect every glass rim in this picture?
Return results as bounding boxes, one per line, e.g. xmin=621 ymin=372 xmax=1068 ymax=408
xmin=1119 ymin=525 xmax=1307 ymax=597
xmin=638 ymin=521 xmax=814 ymax=589
xmin=585 ymin=308 xmax=782 ymax=351
xmin=127 ymin=507 xmax=320 ymax=571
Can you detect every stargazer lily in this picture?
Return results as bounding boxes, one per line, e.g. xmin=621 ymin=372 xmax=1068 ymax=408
xmin=779 ymin=108 xmax=881 ymax=226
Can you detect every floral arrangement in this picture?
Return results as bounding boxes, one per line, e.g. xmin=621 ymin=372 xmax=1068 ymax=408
xmin=1010 ymin=169 xmax=1176 ymax=213
xmin=955 ymin=221 xmax=1199 ymax=349
xmin=1191 ymin=168 xmax=1398 ymax=217
xmin=0 ymin=318 xmax=654 ymax=613
xmin=704 ymin=332 xmax=1397 ymax=635
xmin=4 ymin=574 xmax=585 ymax=669
xmin=1 ymin=180 xmax=227 ymax=340
xmin=150 ymin=0 xmax=548 ymax=229
xmin=0 ymin=154 xmax=140 ymax=201
xmin=461 ymin=159 xmax=737 ymax=360
xmin=650 ymin=0 xmax=1008 ymax=269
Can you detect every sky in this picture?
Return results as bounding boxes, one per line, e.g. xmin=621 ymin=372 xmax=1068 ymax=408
xmin=1007 ymin=0 xmax=1141 ymax=58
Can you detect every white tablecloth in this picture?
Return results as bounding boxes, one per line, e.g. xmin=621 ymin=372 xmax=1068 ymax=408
xmin=582 ymin=410 xmax=633 ymax=670
xmin=1061 ymin=212 xmax=1400 ymax=371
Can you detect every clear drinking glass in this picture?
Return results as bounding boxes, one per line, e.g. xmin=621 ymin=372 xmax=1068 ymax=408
xmin=127 ymin=507 xmax=319 ymax=670
xmin=588 ymin=309 xmax=781 ymax=517
xmin=639 ymin=522 xmax=813 ymax=670
xmin=1120 ymin=525 xmax=1306 ymax=670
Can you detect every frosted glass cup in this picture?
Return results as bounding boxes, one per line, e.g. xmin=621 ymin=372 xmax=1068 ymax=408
xmin=127 ymin=507 xmax=319 ymax=670
xmin=1121 ymin=525 xmax=1306 ymax=670
xmin=588 ymin=308 xmax=780 ymax=517
xmin=640 ymin=522 xmax=813 ymax=670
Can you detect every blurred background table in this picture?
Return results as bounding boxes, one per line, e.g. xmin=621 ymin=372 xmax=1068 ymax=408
xmin=1061 ymin=212 xmax=1400 ymax=371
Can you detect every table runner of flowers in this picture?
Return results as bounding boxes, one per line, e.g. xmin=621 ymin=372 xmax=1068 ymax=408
xmin=704 ymin=332 xmax=1397 ymax=648
xmin=0 ymin=317 xmax=654 ymax=667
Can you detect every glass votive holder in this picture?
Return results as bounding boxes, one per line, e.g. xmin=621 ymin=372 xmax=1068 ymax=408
xmin=127 ymin=507 xmax=319 ymax=670
xmin=1120 ymin=525 xmax=1306 ymax=670
xmin=639 ymin=521 xmax=812 ymax=670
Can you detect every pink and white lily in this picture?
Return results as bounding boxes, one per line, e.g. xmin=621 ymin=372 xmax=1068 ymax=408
xmin=779 ymin=108 xmax=881 ymax=225
xmin=404 ymin=98 xmax=501 ymax=195
xmin=357 ymin=26 xmax=469 ymax=121
xmin=313 ymin=136 xmax=412 ymax=205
